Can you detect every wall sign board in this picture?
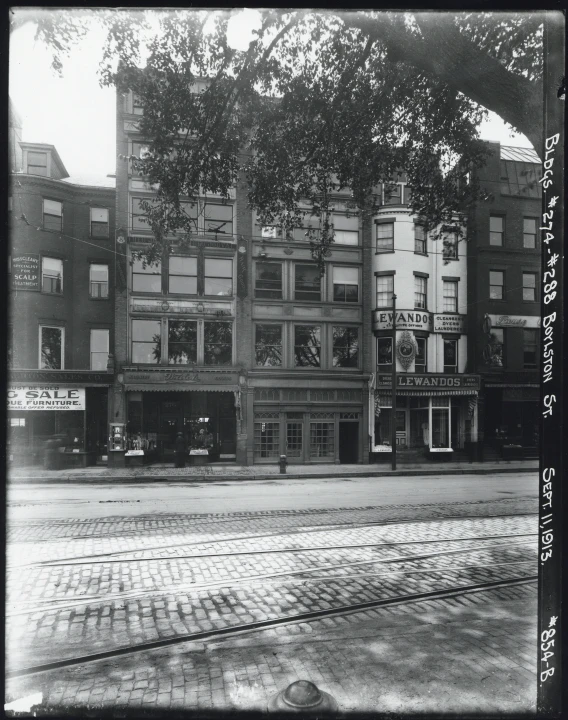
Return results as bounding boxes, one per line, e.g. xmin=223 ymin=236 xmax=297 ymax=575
xmin=8 ymin=386 xmax=86 ymax=411
xmin=11 ymin=255 xmax=40 ymax=291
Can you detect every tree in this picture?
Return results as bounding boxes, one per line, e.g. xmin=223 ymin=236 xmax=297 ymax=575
xmin=12 ymin=9 xmax=546 ymax=267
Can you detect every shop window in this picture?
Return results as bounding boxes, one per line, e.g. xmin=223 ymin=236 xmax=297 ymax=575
xmin=42 ymin=257 xmax=63 ymax=294
xmin=132 ymin=258 xmax=162 ymax=293
xmin=376 ymin=275 xmax=394 ymax=308
xmin=490 ymin=215 xmax=504 ymax=246
xmin=443 ymin=281 xmax=458 ymax=312
xmin=523 ymin=218 xmax=537 ymax=248
xmin=310 ymin=422 xmax=335 ymax=458
xmin=254 ymin=417 xmax=280 ymax=459
xmin=91 ymin=208 xmax=109 ymax=238
xmin=131 ymin=319 xmax=161 ymax=364
xmin=168 ymin=320 xmax=197 ymax=365
xmin=39 ymin=326 xmax=64 ymax=369
xmin=485 ymin=328 xmax=504 ymax=367
xmin=255 ymin=262 xmax=282 ymax=299
xmin=489 ymin=270 xmax=504 ymax=300
xmin=432 ymin=407 xmax=450 ymax=448
xmin=376 ymin=222 xmax=394 ymax=252
xmin=294 ymin=325 xmax=321 ymax=367
xmin=415 ymin=337 xmax=427 ymax=372
xmin=523 ymin=329 xmax=538 ymax=369
xmin=522 ymin=273 xmax=537 ymax=302
xmin=169 ymin=256 xmax=197 ymax=294
xmin=295 ymin=264 xmax=321 ymax=301
xmin=255 ymin=324 xmax=282 ymax=367
xmin=28 ymin=151 xmax=48 ymax=176
xmin=443 ymin=338 xmax=458 ymax=373
xmin=89 ymin=263 xmax=109 ymax=298
xmin=204 ymin=203 xmax=233 ymax=235
xmin=90 ymin=329 xmax=109 ymax=371
xmin=332 ymin=326 xmax=359 ymax=368
xmin=333 ymin=266 xmax=358 ymax=302
xmin=43 ymin=199 xmax=62 ymax=232
xmin=204 ymin=321 xmax=232 ymax=365
xmin=414 ymin=224 xmax=426 ymax=254
xmin=377 ymin=337 xmax=392 ymax=372
xmin=414 ymin=276 xmax=427 ymax=310
xmin=204 ymin=258 xmax=233 ymax=296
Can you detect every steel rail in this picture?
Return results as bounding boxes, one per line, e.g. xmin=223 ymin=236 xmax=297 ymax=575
xmin=6 ymin=575 xmax=537 ymax=680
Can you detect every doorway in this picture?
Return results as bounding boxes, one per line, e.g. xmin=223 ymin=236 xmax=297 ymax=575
xmin=286 ymin=418 xmax=304 ymax=463
xmin=339 ymin=422 xmax=359 ymax=463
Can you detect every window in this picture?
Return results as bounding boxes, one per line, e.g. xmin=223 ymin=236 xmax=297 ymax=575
xmin=523 ymin=218 xmax=537 ymax=248
xmin=294 ymin=325 xmax=321 ymax=367
xmin=43 ymin=199 xmax=62 ymax=232
xmin=255 ymin=325 xmax=282 ymax=366
xmin=443 ymin=339 xmax=458 ymax=373
xmin=169 ymin=256 xmax=197 ymax=294
xmin=131 ymin=197 xmax=159 ymax=231
xmin=254 ymin=418 xmax=280 ymax=459
xmin=90 ymin=208 xmax=109 ymax=238
xmin=376 ymin=222 xmax=394 ymax=252
xmin=377 ymin=337 xmax=392 ymax=372
xmin=486 ymin=329 xmax=504 ymax=367
xmin=131 ymin=142 xmax=150 ymax=176
xmin=333 ymin=214 xmax=358 ymax=245
xmin=443 ymin=281 xmax=458 ymax=312
xmin=132 ymin=258 xmax=162 ymax=293
xmin=523 ymin=273 xmax=537 ymax=302
xmin=332 ymin=326 xmax=359 ymax=368
xmin=295 ymin=264 xmax=321 ymax=301
xmin=27 ymin=151 xmax=48 ymax=176
xmin=204 ymin=258 xmax=233 ymax=296
xmin=90 ymin=329 xmax=109 ymax=371
xmin=310 ymin=422 xmax=335 ymax=458
xmin=261 ymin=226 xmax=281 ymax=239
xmin=383 ymin=182 xmax=402 ymax=205
xmin=414 ymin=276 xmax=427 ymax=310
xmin=443 ymin=232 xmax=458 ymax=259
xmin=204 ymin=321 xmax=232 ymax=365
xmin=39 ymin=326 xmax=64 ymax=369
xmin=255 ymin=262 xmax=282 ymax=299
xmin=490 ymin=216 xmax=504 ymax=246
xmin=204 ymin=203 xmax=233 ymax=235
xmin=333 ymin=267 xmax=358 ymax=303
xmin=414 ymin=224 xmax=426 ymax=254
xmin=489 ymin=271 xmax=504 ymax=300
xmin=168 ymin=320 xmax=197 ymax=365
xmin=42 ymin=257 xmax=63 ymax=294
xmin=523 ymin=329 xmax=538 ymax=369
xmin=132 ymin=93 xmax=144 ymax=115
xmin=89 ymin=264 xmax=109 ymax=298
xmin=415 ymin=338 xmax=427 ymax=372
xmin=132 ymin=320 xmax=161 ymax=364
xmin=376 ymin=275 xmax=394 ymax=308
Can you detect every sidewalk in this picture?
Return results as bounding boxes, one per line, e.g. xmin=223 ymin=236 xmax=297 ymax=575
xmin=8 ymin=459 xmax=539 ymax=483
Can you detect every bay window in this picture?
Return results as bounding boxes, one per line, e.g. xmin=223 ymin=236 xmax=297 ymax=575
xmin=414 ymin=276 xmax=427 ymax=310
xmin=376 ymin=275 xmax=394 ymax=308
xmin=414 ymin=224 xmax=426 ymax=254
xmin=415 ymin=337 xmax=427 ymax=372
xmin=376 ymin=222 xmax=394 ymax=252
xmin=443 ymin=281 xmax=458 ymax=312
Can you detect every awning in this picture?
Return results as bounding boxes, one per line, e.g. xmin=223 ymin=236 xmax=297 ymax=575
xmin=125 ymin=385 xmax=239 ymax=393
xmin=485 ymin=383 xmax=539 ymax=388
xmin=376 ymin=389 xmax=477 ymax=405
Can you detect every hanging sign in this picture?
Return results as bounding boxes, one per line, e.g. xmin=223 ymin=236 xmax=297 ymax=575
xmin=11 ymin=255 xmax=40 ymax=291
xmin=8 ymin=386 xmax=86 ymax=411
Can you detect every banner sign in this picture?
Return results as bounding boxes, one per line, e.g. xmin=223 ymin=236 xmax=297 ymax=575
xmin=11 ymin=255 xmax=40 ymax=291
xmin=377 ymin=374 xmax=480 ymax=390
xmin=433 ymin=314 xmax=467 ymax=334
xmin=372 ymin=310 xmax=432 ymax=332
xmin=488 ymin=314 xmax=541 ymax=328
xmin=9 ymin=370 xmax=110 ymax=384
xmin=8 ymin=386 xmax=85 ymax=411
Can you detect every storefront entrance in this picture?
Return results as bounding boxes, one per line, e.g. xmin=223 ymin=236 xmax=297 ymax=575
xmin=339 ymin=421 xmax=359 ymax=463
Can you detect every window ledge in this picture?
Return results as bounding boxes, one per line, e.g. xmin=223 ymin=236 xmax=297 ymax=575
xmin=375 ymin=250 xmax=395 ymax=255
xmin=414 ymin=252 xmax=428 ymax=257
xmin=89 ymin=297 xmax=110 ymax=301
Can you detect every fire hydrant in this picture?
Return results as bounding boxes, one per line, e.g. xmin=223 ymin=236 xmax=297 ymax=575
xmin=279 ymin=454 xmax=288 ymax=474
xmin=268 ymin=680 xmax=338 ymax=713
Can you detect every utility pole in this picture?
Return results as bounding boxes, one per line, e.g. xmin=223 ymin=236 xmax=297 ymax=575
xmin=391 ymin=293 xmax=397 ymax=471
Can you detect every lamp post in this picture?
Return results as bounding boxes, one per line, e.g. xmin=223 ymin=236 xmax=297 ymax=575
xmin=391 ymin=293 xmax=397 ymax=471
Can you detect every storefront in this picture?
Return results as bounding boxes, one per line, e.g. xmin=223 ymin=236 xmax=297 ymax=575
xmin=370 ymin=373 xmax=480 ymax=461
xmin=7 ymin=370 xmax=112 ymax=466
xmin=483 ymin=383 xmax=540 ymax=455
xmin=118 ymin=366 xmax=243 ymax=463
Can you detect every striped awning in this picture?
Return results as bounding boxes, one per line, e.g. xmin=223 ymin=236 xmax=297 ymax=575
xmin=377 ymin=388 xmax=478 ymax=406
xmin=125 ymin=385 xmax=238 ymax=393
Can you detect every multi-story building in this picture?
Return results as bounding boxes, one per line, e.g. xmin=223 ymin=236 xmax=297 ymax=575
xmin=8 ymin=102 xmax=116 ymax=466
xmin=467 ymin=143 xmax=542 ymax=459
xmin=370 ymin=175 xmax=480 ymax=461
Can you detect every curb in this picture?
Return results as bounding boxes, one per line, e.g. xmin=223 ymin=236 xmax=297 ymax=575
xmin=8 ymin=465 xmax=538 ymax=484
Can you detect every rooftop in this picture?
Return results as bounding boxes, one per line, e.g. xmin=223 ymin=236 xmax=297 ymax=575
xmin=500 ymin=145 xmax=540 ymax=164
xmin=61 ymin=174 xmax=116 ymax=189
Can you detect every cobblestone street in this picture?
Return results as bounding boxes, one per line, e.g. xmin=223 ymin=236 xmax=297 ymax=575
xmin=6 ymin=479 xmax=538 ymax=716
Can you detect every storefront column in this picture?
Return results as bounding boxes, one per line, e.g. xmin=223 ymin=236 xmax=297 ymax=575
xmin=111 ymin=384 xmax=126 ymax=424
xmin=241 ymin=387 xmax=255 ymax=466
xmin=361 ymin=385 xmax=370 ymax=464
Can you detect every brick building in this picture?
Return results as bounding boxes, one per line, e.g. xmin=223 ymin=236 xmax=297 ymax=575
xmin=467 ymin=143 xmax=541 ymax=459
xmin=8 ymin=104 xmax=116 ymax=466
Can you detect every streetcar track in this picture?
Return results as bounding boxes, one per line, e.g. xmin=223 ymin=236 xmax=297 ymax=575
xmin=6 ymin=540 xmax=536 ymax=615
xmin=6 ymin=575 xmax=538 ymax=680
xmin=8 ymin=531 xmax=537 ymax=569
